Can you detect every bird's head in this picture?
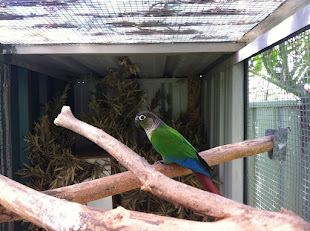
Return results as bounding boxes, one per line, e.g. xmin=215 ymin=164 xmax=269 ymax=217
xmin=135 ymin=111 xmax=161 ymax=130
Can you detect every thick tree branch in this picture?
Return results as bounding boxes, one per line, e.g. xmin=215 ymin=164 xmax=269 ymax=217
xmin=0 ymin=135 xmax=273 ymax=223
xmin=2 ymin=172 xmax=306 ymax=231
xmin=0 ymin=174 xmax=227 ymax=231
xmin=52 ymin=106 xmax=249 ymax=218
xmin=51 ymin=106 xmax=308 ymax=229
xmin=0 ymin=106 xmax=309 ymax=230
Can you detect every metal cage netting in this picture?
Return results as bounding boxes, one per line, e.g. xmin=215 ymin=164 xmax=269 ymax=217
xmin=247 ymin=28 xmax=310 ymax=221
xmin=0 ymin=0 xmax=285 ymax=45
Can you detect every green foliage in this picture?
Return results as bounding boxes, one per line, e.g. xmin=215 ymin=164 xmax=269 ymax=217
xmin=249 ymin=30 xmax=310 ymax=96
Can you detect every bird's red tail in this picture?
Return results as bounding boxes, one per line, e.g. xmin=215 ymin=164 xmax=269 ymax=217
xmin=193 ymin=172 xmax=222 ymax=196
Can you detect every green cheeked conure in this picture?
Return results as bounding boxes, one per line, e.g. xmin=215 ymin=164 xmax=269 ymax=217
xmin=135 ymin=111 xmax=222 ymax=196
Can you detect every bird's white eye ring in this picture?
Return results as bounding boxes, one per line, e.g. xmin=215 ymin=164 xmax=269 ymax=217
xmin=139 ymin=115 xmax=146 ymax=121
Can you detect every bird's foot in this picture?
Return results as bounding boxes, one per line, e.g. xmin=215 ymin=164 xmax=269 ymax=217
xmin=154 ymin=160 xmax=166 ymax=170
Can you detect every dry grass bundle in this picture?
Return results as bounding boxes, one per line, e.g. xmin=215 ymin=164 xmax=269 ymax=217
xmin=18 ymin=86 xmax=106 ymax=191
xmin=18 ymin=86 xmax=108 ymax=230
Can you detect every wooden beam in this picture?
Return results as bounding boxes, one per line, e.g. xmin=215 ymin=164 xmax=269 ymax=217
xmin=239 ymin=0 xmax=310 ymax=44
xmin=206 ymin=3 xmax=310 ymax=76
xmin=235 ymin=3 xmax=310 ymax=63
xmin=9 ymin=55 xmax=70 ymax=80
xmin=3 ymin=43 xmax=245 ymax=55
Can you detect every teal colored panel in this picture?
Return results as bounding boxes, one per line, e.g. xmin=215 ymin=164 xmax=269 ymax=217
xmin=16 ymin=67 xmax=30 ymax=183
xmin=10 ymin=66 xmax=21 ymax=182
xmin=28 ymin=71 xmax=40 ymax=123
xmin=0 ymin=61 xmax=12 ymax=178
xmin=10 ymin=65 xmax=69 ymax=185
xmin=38 ymin=74 xmax=48 ymax=116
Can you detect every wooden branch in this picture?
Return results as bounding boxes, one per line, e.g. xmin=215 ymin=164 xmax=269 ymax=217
xmin=0 ymin=174 xmax=232 ymax=230
xmin=41 ymin=131 xmax=276 ymax=201
xmin=0 ymin=106 xmax=309 ymax=230
xmin=0 ymin=135 xmax=274 ymax=223
xmin=2 ymin=172 xmax=307 ymax=231
xmin=51 ymin=107 xmax=241 ymax=217
xmin=50 ymin=106 xmax=307 ymax=229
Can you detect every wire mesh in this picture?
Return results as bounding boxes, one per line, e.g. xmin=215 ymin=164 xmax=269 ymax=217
xmin=247 ymin=28 xmax=310 ymax=221
xmin=0 ymin=0 xmax=285 ymax=45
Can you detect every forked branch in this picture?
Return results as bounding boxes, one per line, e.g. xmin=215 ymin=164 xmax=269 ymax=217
xmin=0 ymin=174 xmax=226 ymax=230
xmin=0 ymin=133 xmax=274 ymax=223
xmin=0 ymin=106 xmax=308 ymax=230
xmin=51 ymin=106 xmax=308 ymax=230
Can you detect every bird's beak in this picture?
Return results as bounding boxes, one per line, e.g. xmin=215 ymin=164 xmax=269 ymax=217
xmin=135 ymin=116 xmax=140 ymax=128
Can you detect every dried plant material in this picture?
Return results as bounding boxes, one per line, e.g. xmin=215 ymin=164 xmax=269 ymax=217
xmin=17 ymin=86 xmax=107 ymax=230
xmin=18 ymin=86 xmax=106 ymax=191
xmin=78 ymin=57 xmax=213 ymax=221
xmin=18 ymin=57 xmax=216 ymax=227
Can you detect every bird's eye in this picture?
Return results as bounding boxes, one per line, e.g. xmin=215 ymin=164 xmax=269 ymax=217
xmin=139 ymin=115 xmax=146 ymax=121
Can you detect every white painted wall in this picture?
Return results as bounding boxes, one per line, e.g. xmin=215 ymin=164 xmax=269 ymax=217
xmin=84 ymin=158 xmax=113 ymax=210
xmin=203 ymin=62 xmax=244 ymax=203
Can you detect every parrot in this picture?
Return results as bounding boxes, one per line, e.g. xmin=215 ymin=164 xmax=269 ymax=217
xmin=135 ymin=111 xmax=222 ymax=196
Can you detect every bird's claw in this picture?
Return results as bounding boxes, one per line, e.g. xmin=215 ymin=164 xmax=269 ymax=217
xmin=154 ymin=160 xmax=166 ymax=170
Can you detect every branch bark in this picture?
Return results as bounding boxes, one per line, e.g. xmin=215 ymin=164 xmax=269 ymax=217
xmin=1 ymin=106 xmax=309 ymax=230
xmin=0 ymin=134 xmax=273 ymax=223
xmin=51 ymin=106 xmax=249 ymax=218
xmin=0 ymin=174 xmax=230 ymax=230
xmin=0 ymin=172 xmax=309 ymax=231
xmin=51 ymin=106 xmax=308 ymax=230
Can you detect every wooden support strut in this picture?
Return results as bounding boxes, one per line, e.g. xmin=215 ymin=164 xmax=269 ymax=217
xmin=0 ymin=106 xmax=309 ymax=230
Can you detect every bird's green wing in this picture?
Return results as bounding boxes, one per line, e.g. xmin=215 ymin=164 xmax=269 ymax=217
xmin=150 ymin=124 xmax=198 ymax=162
